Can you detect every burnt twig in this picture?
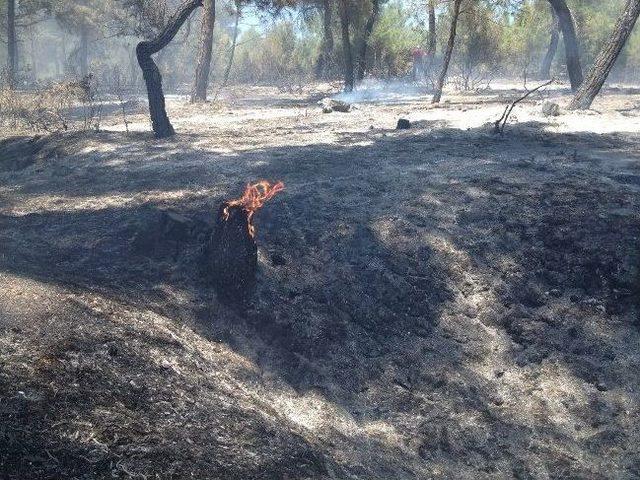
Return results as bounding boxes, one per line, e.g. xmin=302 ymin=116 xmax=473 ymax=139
xmin=494 ymin=78 xmax=554 ymax=134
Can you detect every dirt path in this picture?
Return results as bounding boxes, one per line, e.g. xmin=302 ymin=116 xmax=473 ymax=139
xmin=1 ymin=84 xmax=639 ymax=479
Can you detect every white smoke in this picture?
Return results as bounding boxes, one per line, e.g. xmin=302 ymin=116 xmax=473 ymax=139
xmin=333 ymin=79 xmax=431 ymax=104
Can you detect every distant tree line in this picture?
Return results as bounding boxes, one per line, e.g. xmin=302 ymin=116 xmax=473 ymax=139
xmin=2 ymin=0 xmax=640 ymax=137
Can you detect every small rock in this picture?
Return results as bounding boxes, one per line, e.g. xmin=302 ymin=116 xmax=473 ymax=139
xmin=542 ymin=101 xmax=560 ymax=117
xmin=396 ymin=118 xmax=411 ymax=130
xmin=107 ymin=344 xmax=118 ymax=357
xmin=331 ymin=100 xmax=352 ymax=113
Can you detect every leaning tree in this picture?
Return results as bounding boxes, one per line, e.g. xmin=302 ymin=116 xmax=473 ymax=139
xmin=547 ymin=0 xmax=582 ymax=91
xmin=337 ymin=0 xmax=384 ymax=90
xmin=137 ymin=0 xmax=294 ymax=136
xmin=6 ymin=0 xmax=17 ymax=86
xmin=540 ymin=5 xmax=559 ymax=79
xmin=314 ymin=0 xmax=334 ymax=79
xmin=569 ymin=0 xmax=640 ymax=110
xmin=355 ymin=0 xmax=380 ymax=81
xmin=432 ymin=0 xmax=463 ymax=103
xmin=427 ymin=0 xmax=436 ymax=56
xmin=191 ymin=0 xmax=215 ymax=102
xmin=219 ymin=0 xmax=242 ymax=90
xmin=338 ymin=0 xmax=355 ymax=91
xmin=137 ymin=0 xmax=203 ymax=138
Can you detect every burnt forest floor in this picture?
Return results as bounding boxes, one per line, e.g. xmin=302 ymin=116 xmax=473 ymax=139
xmin=1 ymin=82 xmax=639 ymax=479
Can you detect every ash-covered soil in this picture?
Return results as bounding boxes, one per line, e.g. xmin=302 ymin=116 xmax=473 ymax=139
xmin=1 ymin=83 xmax=639 ymax=479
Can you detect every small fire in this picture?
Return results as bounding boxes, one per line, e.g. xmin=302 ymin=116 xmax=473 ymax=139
xmin=223 ymin=180 xmax=285 ymax=237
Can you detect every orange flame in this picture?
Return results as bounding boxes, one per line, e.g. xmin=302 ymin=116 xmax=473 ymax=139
xmin=223 ymin=180 xmax=285 ymax=237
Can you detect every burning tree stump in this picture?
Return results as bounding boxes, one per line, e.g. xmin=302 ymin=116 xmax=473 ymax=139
xmin=208 ymin=181 xmax=284 ymax=304
xmin=209 ymin=204 xmax=257 ymax=303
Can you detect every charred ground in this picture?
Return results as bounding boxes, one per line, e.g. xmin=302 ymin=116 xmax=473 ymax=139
xmin=1 ymin=85 xmax=639 ymax=479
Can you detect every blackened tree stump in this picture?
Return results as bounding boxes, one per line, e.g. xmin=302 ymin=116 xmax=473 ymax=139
xmin=207 ymin=181 xmax=284 ymax=304
xmin=208 ymin=204 xmax=258 ymax=304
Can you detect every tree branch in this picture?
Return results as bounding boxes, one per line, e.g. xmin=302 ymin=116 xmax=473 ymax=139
xmin=494 ymin=78 xmax=554 ymax=134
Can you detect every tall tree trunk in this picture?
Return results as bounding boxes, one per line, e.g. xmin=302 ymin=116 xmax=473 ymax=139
xmin=315 ymin=0 xmax=334 ymax=79
xmin=548 ymin=0 xmax=583 ymax=91
xmin=28 ymin=25 xmax=37 ymax=80
xmin=79 ymin=23 xmax=89 ymax=76
xmin=191 ymin=0 xmax=215 ymax=102
xmin=355 ymin=0 xmax=380 ymax=81
xmin=427 ymin=0 xmax=436 ymax=56
xmin=137 ymin=0 xmax=203 ymax=138
xmin=338 ymin=0 xmax=354 ymax=92
xmin=61 ymin=31 xmax=67 ymax=74
xmin=7 ymin=0 xmax=17 ymax=87
xmin=432 ymin=0 xmax=462 ymax=104
xmin=569 ymin=0 xmax=640 ymax=110
xmin=540 ymin=8 xmax=559 ymax=78
xmin=220 ymin=1 xmax=241 ymax=89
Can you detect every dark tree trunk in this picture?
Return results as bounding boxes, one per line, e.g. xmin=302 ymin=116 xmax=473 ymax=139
xmin=540 ymin=8 xmax=559 ymax=78
xmin=569 ymin=0 xmax=640 ymax=109
xmin=339 ymin=0 xmax=354 ymax=92
xmin=79 ymin=23 xmax=89 ymax=76
xmin=428 ymin=0 xmax=436 ymax=56
xmin=137 ymin=0 xmax=203 ymax=138
xmin=315 ymin=0 xmax=334 ymax=79
xmin=355 ymin=0 xmax=380 ymax=81
xmin=220 ymin=1 xmax=240 ymax=89
xmin=7 ymin=0 xmax=17 ymax=87
xmin=432 ymin=0 xmax=462 ymax=104
xmin=548 ymin=0 xmax=583 ymax=91
xmin=208 ymin=204 xmax=257 ymax=305
xmin=191 ymin=0 xmax=215 ymax=102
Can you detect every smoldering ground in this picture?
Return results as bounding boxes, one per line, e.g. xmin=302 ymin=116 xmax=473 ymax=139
xmin=1 ymin=83 xmax=639 ymax=479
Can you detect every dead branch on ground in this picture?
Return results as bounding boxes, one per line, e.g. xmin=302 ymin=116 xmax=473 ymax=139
xmin=494 ymin=78 xmax=554 ymax=134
